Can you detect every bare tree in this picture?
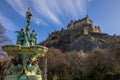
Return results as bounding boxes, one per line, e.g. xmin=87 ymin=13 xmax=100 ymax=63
xmin=47 ymin=47 xmax=70 ymax=80
xmin=0 ymin=22 xmax=10 ymax=79
xmin=0 ymin=23 xmax=10 ymax=56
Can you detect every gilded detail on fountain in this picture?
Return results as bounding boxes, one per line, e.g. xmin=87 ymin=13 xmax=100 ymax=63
xmin=2 ymin=7 xmax=48 ymax=80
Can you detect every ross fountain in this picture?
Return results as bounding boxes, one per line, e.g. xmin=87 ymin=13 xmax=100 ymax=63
xmin=2 ymin=7 xmax=48 ymax=80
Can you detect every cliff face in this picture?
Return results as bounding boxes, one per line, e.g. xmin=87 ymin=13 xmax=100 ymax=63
xmin=41 ymin=29 xmax=112 ymax=52
xmin=69 ymin=35 xmax=101 ymax=52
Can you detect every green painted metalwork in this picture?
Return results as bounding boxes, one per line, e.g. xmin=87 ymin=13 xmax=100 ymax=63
xmin=2 ymin=7 xmax=48 ymax=80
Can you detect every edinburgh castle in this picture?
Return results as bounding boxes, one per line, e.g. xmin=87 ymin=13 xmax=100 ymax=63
xmin=67 ymin=15 xmax=101 ymax=35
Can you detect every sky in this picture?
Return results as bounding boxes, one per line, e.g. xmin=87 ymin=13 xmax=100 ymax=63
xmin=0 ymin=0 xmax=120 ymax=44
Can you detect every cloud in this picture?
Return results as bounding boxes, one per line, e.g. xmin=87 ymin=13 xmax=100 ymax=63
xmin=5 ymin=0 xmax=47 ymax=26
xmin=31 ymin=0 xmax=63 ymax=25
xmin=0 ymin=12 xmax=18 ymax=43
xmin=33 ymin=16 xmax=48 ymax=26
xmin=5 ymin=0 xmax=28 ymax=17
xmin=32 ymin=0 xmax=88 ymax=24
xmin=6 ymin=0 xmax=88 ymax=26
xmin=88 ymin=0 xmax=93 ymax=2
xmin=0 ymin=12 xmax=17 ymax=31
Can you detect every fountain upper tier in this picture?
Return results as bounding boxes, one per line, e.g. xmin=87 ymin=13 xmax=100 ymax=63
xmin=2 ymin=45 xmax=48 ymax=57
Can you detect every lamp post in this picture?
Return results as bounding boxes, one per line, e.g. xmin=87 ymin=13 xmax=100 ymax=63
xmin=43 ymin=53 xmax=47 ymax=80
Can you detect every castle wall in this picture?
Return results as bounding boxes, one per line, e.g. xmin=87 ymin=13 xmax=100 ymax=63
xmin=74 ymin=22 xmax=79 ymax=30
xmin=67 ymin=23 xmax=75 ymax=30
xmin=92 ymin=26 xmax=96 ymax=32
xmin=91 ymin=26 xmax=101 ymax=33
xmin=86 ymin=18 xmax=92 ymax=24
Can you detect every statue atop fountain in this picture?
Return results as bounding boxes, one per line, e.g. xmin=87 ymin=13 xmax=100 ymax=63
xmin=26 ymin=7 xmax=32 ymax=26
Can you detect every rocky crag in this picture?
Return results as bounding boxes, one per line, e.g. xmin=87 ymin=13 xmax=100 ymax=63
xmin=41 ymin=16 xmax=120 ymax=52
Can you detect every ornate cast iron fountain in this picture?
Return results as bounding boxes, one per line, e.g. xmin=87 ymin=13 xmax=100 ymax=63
xmin=2 ymin=7 xmax=48 ymax=80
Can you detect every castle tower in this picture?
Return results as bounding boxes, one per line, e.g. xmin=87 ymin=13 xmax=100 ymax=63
xmin=67 ymin=20 xmax=75 ymax=30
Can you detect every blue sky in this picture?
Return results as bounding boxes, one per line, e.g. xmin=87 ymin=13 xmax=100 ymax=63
xmin=0 ymin=0 xmax=120 ymax=44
